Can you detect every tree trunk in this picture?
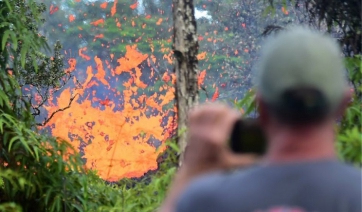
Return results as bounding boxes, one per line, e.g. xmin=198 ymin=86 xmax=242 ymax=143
xmin=172 ymin=0 xmax=199 ymax=166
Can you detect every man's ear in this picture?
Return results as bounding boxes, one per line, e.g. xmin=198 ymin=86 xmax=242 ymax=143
xmin=335 ymin=89 xmax=353 ymax=118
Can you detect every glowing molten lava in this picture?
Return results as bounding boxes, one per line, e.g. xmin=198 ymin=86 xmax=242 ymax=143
xmin=41 ymin=45 xmax=176 ymax=181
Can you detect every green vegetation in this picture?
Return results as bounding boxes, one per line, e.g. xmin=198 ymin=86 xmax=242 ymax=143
xmin=337 ymin=55 xmax=362 ymax=165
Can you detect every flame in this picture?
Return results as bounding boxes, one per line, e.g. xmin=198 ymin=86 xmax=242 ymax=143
xmin=111 ymin=0 xmax=117 ymax=16
xmin=115 ymin=45 xmax=149 ymax=75
xmin=93 ymin=34 xmax=104 ymax=42
xmin=65 ymin=58 xmax=76 ymax=73
xmin=197 ymin=52 xmax=207 ymax=60
xmin=130 ymin=2 xmax=138 ymax=10
xmin=79 ymin=47 xmax=91 ymax=61
xmin=49 ymin=5 xmax=59 ymax=15
xmin=156 ymin=18 xmax=163 ymax=25
xmin=41 ymin=45 xmax=176 ymax=181
xmin=69 ymin=15 xmax=75 ymax=22
xmin=282 ymin=7 xmax=289 ymax=15
xmin=198 ymin=70 xmax=206 ymax=86
xmin=100 ymin=2 xmax=108 ymax=9
xmin=212 ymin=87 xmax=219 ymax=101
xmin=91 ymin=19 xmax=105 ymax=26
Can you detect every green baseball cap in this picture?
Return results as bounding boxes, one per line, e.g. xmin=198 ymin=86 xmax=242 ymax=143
xmin=254 ymin=26 xmax=348 ymax=122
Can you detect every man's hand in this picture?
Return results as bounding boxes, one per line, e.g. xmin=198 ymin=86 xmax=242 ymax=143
xmin=181 ymin=102 xmax=260 ymax=177
xmin=159 ymin=103 xmax=260 ymax=212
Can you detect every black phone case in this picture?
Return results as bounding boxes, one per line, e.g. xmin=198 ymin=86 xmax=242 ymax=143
xmin=229 ymin=118 xmax=267 ymax=155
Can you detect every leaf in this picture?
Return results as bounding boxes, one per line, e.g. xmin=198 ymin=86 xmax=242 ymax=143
xmin=32 ymin=53 xmax=39 ymax=72
xmin=0 ymin=90 xmax=10 ymax=107
xmin=33 ymin=146 xmax=40 ymax=161
xmin=1 ymin=30 xmax=10 ymax=50
xmin=177 ymin=126 xmax=187 ymax=136
xmin=166 ymin=141 xmax=180 ymax=153
xmin=4 ymin=0 xmax=12 ymax=12
xmin=9 ymin=30 xmax=18 ymax=50
xmin=237 ymin=88 xmax=255 ymax=108
xmin=20 ymin=44 xmax=29 ymax=68
xmin=245 ymin=97 xmax=256 ymax=115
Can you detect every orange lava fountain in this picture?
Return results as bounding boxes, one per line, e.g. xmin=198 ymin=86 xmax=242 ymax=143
xmin=40 ymin=45 xmax=177 ymax=181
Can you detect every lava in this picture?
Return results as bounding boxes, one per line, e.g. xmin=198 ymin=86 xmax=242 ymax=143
xmin=41 ymin=45 xmax=176 ymax=181
xmin=40 ymin=0 xmax=214 ymax=181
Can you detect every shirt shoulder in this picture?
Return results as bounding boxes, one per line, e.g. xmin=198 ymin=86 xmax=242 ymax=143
xmin=175 ymin=171 xmax=237 ymax=212
xmin=175 ymin=161 xmax=362 ymax=212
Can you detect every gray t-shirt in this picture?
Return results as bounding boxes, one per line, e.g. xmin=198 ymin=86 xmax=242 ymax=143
xmin=176 ymin=160 xmax=362 ymax=212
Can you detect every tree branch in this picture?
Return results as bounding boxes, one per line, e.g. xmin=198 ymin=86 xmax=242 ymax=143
xmin=36 ymin=93 xmax=79 ymax=126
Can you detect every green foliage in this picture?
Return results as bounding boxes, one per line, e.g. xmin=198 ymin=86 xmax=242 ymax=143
xmin=234 ymin=88 xmax=257 ymax=116
xmin=0 ymin=169 xmax=28 ymax=212
xmin=0 ymin=202 xmax=22 ymax=212
xmin=0 ymin=69 xmax=85 ymax=211
xmin=0 ymin=0 xmax=49 ymax=70
xmin=0 ymin=0 xmax=70 ymax=121
xmin=94 ymin=144 xmax=178 ymax=212
xmin=337 ymin=55 xmax=362 ymax=166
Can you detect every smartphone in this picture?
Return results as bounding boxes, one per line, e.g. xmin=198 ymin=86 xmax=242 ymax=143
xmin=229 ymin=118 xmax=267 ymax=155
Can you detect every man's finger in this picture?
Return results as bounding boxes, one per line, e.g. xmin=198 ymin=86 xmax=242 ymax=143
xmin=188 ymin=103 xmax=233 ymax=123
xmin=213 ymin=108 xmax=242 ymax=145
xmin=188 ymin=102 xmax=230 ymax=116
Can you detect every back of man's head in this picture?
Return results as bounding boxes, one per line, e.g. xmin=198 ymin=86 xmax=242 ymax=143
xmin=255 ymin=26 xmax=348 ymax=126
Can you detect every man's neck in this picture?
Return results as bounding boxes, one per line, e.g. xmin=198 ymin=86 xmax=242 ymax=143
xmin=263 ymin=123 xmax=337 ymax=165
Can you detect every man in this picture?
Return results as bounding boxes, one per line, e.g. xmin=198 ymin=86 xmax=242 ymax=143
xmin=159 ymin=26 xmax=361 ymax=212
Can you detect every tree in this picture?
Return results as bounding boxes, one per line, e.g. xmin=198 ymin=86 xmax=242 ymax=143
xmin=265 ymin=0 xmax=361 ymax=56
xmin=173 ymin=0 xmax=200 ymax=163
